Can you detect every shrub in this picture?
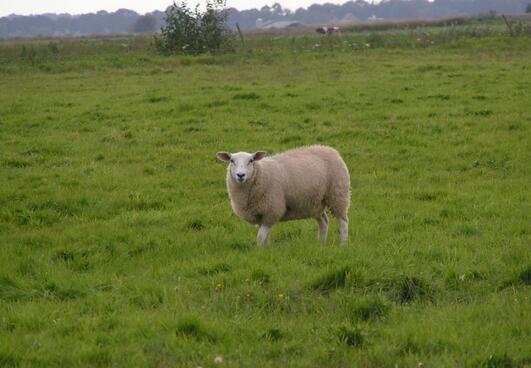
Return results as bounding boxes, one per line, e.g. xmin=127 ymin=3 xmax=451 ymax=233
xmin=155 ymin=0 xmax=233 ymax=55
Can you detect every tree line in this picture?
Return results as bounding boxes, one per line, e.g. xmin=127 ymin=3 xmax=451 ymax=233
xmin=1 ymin=0 xmax=529 ymax=38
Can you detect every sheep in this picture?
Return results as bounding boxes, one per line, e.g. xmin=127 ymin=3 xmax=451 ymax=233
xmin=216 ymin=145 xmax=350 ymax=246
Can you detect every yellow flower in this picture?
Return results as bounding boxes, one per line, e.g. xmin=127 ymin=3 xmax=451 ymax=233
xmin=215 ymin=283 xmax=223 ymax=291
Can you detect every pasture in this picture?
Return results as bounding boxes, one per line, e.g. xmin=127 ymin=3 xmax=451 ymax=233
xmin=0 ymin=23 xmax=530 ymax=367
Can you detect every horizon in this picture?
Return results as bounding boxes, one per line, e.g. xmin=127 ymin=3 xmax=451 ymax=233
xmin=0 ymin=0 xmax=376 ymax=18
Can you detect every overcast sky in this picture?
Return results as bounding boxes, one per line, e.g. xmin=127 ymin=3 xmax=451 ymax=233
xmin=0 ymin=0 xmax=356 ymax=17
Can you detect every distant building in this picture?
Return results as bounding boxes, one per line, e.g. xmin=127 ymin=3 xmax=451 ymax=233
xmin=255 ymin=18 xmax=303 ymax=29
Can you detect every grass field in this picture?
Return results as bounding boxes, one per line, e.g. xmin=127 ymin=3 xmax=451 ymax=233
xmin=1 ymin=23 xmax=530 ymax=367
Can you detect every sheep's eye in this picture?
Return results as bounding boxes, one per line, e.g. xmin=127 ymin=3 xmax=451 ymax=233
xmin=230 ymin=159 xmax=234 ymax=163
xmin=249 ymin=159 xmax=253 ymax=164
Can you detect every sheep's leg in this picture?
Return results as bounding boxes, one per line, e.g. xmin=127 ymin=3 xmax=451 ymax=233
xmin=257 ymin=225 xmax=270 ymax=246
xmin=316 ymin=212 xmax=329 ymax=242
xmin=338 ymin=217 xmax=348 ymax=244
xmin=330 ymin=198 xmax=349 ymax=244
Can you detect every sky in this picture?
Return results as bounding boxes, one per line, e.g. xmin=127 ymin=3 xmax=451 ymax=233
xmin=0 ymin=0 xmax=356 ymax=17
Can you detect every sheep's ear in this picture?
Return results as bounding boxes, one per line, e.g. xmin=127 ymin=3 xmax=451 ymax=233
xmin=216 ymin=152 xmax=231 ymax=162
xmin=253 ymin=151 xmax=267 ymax=161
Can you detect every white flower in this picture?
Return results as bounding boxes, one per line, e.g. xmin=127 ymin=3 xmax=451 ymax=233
xmin=214 ymin=355 xmax=224 ymax=364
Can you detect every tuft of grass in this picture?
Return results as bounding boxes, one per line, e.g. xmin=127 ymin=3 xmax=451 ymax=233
xmin=337 ymin=325 xmax=364 ymax=347
xmin=198 ymin=262 xmax=232 ymax=275
xmin=42 ymin=282 xmax=86 ymax=300
xmin=229 ymin=241 xmax=252 ymax=251
xmin=53 ymin=250 xmax=75 ymax=262
xmin=175 ymin=317 xmax=217 ymax=342
xmin=0 ymin=276 xmax=31 ymax=301
xmin=251 ymin=269 xmax=271 ymax=285
xmin=130 ymin=288 xmax=164 ymax=309
xmin=0 ymin=277 xmax=85 ymax=301
xmin=350 ymin=296 xmax=390 ymax=321
xmin=518 ymin=266 xmax=531 ymax=285
xmin=249 ymin=119 xmax=269 ymax=127
xmin=415 ymin=192 xmax=438 ymax=201
xmin=186 ymin=219 xmax=205 ymax=231
xmin=263 ymin=328 xmax=283 ymax=341
xmin=482 ymin=353 xmax=516 ymax=368
xmin=0 ymin=352 xmax=18 ymax=367
xmin=125 ymin=193 xmax=165 ymax=211
xmin=389 ymin=276 xmax=433 ymax=304
xmin=309 ymin=266 xmax=350 ymax=293
xmin=4 ymin=159 xmax=31 ymax=168
xmin=397 ymin=336 xmax=422 ymax=355
xmin=146 ymin=96 xmax=170 ymax=103
xmin=233 ymin=92 xmax=260 ymax=100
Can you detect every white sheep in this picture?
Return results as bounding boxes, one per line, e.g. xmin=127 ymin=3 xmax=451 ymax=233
xmin=216 ymin=145 xmax=350 ymax=245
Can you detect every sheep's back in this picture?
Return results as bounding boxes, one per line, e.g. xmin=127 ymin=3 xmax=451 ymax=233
xmin=263 ymin=146 xmax=348 ymax=219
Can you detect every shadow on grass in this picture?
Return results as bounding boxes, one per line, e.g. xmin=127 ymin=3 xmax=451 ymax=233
xmin=309 ymin=266 xmax=351 ymax=293
xmin=337 ymin=325 xmax=364 ymax=347
xmin=0 ymin=276 xmax=86 ymax=302
xmin=175 ymin=317 xmax=217 ymax=342
xmin=349 ymin=296 xmax=390 ymax=321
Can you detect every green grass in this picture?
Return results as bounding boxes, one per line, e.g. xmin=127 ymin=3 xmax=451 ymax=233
xmin=0 ymin=25 xmax=530 ymax=367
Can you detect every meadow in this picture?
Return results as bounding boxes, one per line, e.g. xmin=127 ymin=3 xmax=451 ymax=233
xmin=0 ymin=21 xmax=530 ymax=367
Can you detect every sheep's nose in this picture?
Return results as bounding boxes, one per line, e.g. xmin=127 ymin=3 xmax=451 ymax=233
xmin=237 ymin=173 xmax=245 ymax=179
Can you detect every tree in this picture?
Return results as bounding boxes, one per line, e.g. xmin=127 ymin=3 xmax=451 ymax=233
xmin=526 ymin=3 xmax=531 ymax=13
xmin=154 ymin=0 xmax=233 ymax=55
xmin=130 ymin=14 xmax=157 ymax=33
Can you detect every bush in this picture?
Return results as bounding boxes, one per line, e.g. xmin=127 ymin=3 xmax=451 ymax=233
xmin=155 ymin=0 xmax=233 ymax=55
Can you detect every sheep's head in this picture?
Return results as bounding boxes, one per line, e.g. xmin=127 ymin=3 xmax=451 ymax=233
xmin=216 ymin=151 xmax=267 ymax=184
